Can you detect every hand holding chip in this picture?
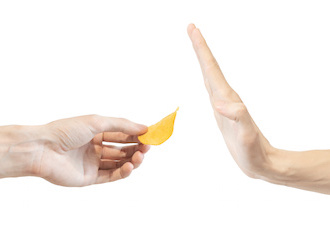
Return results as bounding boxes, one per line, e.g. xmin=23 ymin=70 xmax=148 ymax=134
xmin=42 ymin=115 xmax=151 ymax=186
xmin=0 ymin=115 xmax=150 ymax=186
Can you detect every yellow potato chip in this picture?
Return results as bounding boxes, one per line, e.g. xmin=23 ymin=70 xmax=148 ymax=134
xmin=138 ymin=107 xmax=179 ymax=145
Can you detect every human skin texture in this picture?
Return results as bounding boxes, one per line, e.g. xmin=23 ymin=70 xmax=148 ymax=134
xmin=188 ymin=23 xmax=330 ymax=194
xmin=0 ymin=115 xmax=150 ymax=186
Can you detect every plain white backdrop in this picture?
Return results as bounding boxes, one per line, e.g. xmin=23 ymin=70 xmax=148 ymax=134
xmin=1 ymin=0 xmax=330 ymax=226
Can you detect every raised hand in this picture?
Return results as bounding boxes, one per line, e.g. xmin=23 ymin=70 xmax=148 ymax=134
xmin=187 ymin=24 xmax=275 ymax=179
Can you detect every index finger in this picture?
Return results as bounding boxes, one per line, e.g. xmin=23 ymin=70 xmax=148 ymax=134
xmin=103 ymin=132 xmax=140 ymax=143
xmin=187 ymin=24 xmax=232 ymax=98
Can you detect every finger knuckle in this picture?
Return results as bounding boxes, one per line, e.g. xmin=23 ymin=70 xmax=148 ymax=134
xmin=86 ymin=114 xmax=106 ymax=133
xmin=235 ymin=103 xmax=248 ymax=119
xmin=87 ymin=114 xmax=101 ymax=123
xmin=118 ymin=117 xmax=128 ymax=122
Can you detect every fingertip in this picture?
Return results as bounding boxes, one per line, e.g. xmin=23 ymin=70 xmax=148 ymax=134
xmin=132 ymin=151 xmax=144 ymax=168
xmin=191 ymin=27 xmax=203 ymax=45
xmin=137 ymin=124 xmax=148 ymax=135
xmin=139 ymin=144 xmax=151 ymax=153
xmin=144 ymin=144 xmax=151 ymax=152
xmin=121 ymin=162 xmax=134 ymax=178
xmin=187 ymin=23 xmax=196 ymax=37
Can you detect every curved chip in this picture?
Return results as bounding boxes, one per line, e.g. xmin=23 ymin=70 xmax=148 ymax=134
xmin=138 ymin=107 xmax=179 ymax=145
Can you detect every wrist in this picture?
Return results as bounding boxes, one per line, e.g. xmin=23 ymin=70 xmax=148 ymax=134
xmin=0 ymin=125 xmax=49 ymax=178
xmin=260 ymin=146 xmax=297 ymax=185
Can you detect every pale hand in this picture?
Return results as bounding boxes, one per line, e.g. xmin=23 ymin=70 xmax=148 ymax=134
xmin=0 ymin=115 xmax=150 ymax=187
xmin=188 ymin=24 xmax=330 ymax=195
xmin=187 ymin=24 xmax=276 ymax=179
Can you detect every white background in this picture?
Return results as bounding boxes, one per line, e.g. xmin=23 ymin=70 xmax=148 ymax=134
xmin=1 ymin=0 xmax=330 ymax=226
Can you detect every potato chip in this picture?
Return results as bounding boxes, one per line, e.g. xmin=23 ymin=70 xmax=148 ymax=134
xmin=138 ymin=107 xmax=179 ymax=145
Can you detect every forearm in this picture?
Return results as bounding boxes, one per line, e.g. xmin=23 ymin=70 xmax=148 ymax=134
xmin=0 ymin=125 xmax=47 ymax=178
xmin=263 ymin=147 xmax=330 ymax=194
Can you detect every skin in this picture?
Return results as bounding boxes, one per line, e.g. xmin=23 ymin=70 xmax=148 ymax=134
xmin=0 ymin=115 xmax=150 ymax=186
xmin=188 ymin=23 xmax=330 ymax=194
xmin=2 ymin=26 xmax=330 ymax=193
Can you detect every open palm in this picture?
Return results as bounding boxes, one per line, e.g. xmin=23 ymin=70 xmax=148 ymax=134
xmin=188 ymin=24 xmax=274 ymax=179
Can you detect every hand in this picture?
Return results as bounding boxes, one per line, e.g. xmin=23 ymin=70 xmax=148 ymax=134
xmin=0 ymin=115 xmax=150 ymax=187
xmin=187 ymin=24 xmax=275 ymax=179
xmin=40 ymin=115 xmax=150 ymax=186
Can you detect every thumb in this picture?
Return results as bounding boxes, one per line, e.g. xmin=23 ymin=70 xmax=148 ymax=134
xmin=85 ymin=115 xmax=148 ymax=135
xmin=214 ymin=100 xmax=250 ymax=124
xmin=47 ymin=115 xmax=148 ymax=151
